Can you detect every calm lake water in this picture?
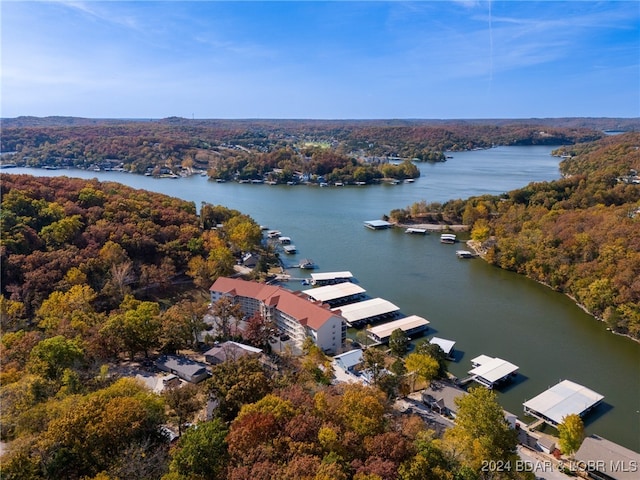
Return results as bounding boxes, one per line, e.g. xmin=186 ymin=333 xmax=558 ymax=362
xmin=6 ymin=145 xmax=639 ymax=451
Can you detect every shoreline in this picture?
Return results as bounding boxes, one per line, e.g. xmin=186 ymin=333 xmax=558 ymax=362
xmin=395 ymin=222 xmax=470 ymax=232
xmin=465 ymin=239 xmax=640 ymax=345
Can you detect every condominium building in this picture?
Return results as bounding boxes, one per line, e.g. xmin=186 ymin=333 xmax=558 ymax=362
xmin=210 ymin=277 xmax=346 ymax=354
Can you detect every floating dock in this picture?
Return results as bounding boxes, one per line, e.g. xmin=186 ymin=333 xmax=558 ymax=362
xmin=405 ymin=227 xmax=427 ymax=234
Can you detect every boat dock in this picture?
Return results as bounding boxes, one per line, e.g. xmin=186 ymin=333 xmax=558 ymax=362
xmin=467 ymin=355 xmax=519 ymax=389
xmin=364 ymin=220 xmax=392 ymax=230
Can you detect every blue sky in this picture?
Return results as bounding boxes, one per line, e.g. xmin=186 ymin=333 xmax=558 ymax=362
xmin=1 ymin=1 xmax=638 ymax=119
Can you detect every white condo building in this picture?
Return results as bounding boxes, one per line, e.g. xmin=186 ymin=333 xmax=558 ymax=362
xmin=210 ymin=277 xmax=346 ymax=354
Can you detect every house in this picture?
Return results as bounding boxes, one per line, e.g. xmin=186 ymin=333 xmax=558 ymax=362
xmin=241 ymin=252 xmax=260 ymax=268
xmin=574 ymin=435 xmax=640 ymax=480
xmin=421 ymin=381 xmax=467 ymax=418
xmin=210 ymin=277 xmax=346 ymax=354
xmin=333 ymin=349 xmax=363 ymax=373
xmin=204 ymin=341 xmax=262 ymax=365
xmin=155 ymin=355 xmax=210 ymax=383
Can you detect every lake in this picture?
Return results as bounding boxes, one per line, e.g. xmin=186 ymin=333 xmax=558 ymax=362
xmin=6 ymin=145 xmax=639 ymax=450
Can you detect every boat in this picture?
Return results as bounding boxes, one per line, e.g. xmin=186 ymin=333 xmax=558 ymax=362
xmin=456 ymin=250 xmax=475 ymax=259
xmin=440 ymin=233 xmax=457 ymax=244
xmin=283 ymin=245 xmax=297 ymax=254
xmin=405 ymin=227 xmax=427 ymax=235
xmin=299 ymin=259 xmax=316 ymax=269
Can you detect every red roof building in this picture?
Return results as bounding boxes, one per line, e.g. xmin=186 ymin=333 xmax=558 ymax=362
xmin=210 ymin=277 xmax=346 ymax=354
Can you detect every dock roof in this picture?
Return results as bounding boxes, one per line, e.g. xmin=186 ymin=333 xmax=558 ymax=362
xmin=429 ymin=337 xmax=456 ymax=355
xmin=310 ymin=271 xmax=353 ymax=282
xmin=333 ymin=297 xmax=399 ymax=325
xmin=523 ymin=379 xmax=604 ymax=426
xmin=302 ymin=282 xmax=366 ymax=303
xmin=468 ymin=356 xmax=519 ymax=384
xmin=364 ymin=219 xmax=392 ymax=229
xmin=367 ymin=315 xmax=430 ymax=341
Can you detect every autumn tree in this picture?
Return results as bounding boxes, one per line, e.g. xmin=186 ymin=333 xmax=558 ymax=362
xmin=415 ymin=341 xmax=448 ymax=378
xmin=167 ymin=418 xmax=229 ymax=479
xmin=443 ymin=386 xmax=518 ymax=475
xmin=160 ymin=299 xmax=208 ymax=352
xmin=558 ymin=414 xmax=584 ymax=457
xmin=243 ymin=311 xmax=275 ymax=348
xmin=206 ymin=356 xmax=272 ymax=422
xmin=102 ymin=296 xmax=162 ymax=359
xmin=362 ymin=347 xmax=387 ymax=385
xmin=163 ymin=383 xmax=202 ymax=436
xmin=389 ymin=328 xmax=409 ymax=357
xmin=211 ymin=295 xmax=244 ymax=339
xmin=404 ymin=353 xmax=439 ymax=391
xmin=27 ymin=335 xmax=84 ymax=381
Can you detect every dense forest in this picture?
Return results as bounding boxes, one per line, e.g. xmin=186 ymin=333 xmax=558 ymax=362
xmin=0 ymin=117 xmax=614 ymax=184
xmin=389 ymin=133 xmax=640 ymax=340
xmin=0 ymin=174 xmax=534 ymax=479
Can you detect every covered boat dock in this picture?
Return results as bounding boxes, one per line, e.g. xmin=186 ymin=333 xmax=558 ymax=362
xmin=333 ymin=298 xmax=400 ymax=327
xmin=523 ymin=379 xmax=604 ymax=427
xmin=367 ymin=315 xmax=430 ymax=343
xmin=429 ymin=337 xmax=456 ymax=359
xmin=364 ymin=220 xmax=392 ymax=230
xmin=302 ymin=282 xmax=366 ymax=307
xmin=310 ymin=271 xmax=354 ymax=286
xmin=468 ymin=355 xmax=519 ymax=388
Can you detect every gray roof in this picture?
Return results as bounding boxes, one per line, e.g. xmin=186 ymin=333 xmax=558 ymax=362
xmin=574 ymin=435 xmax=640 ymax=480
xmin=204 ymin=341 xmax=262 ymax=363
xmin=333 ymin=349 xmax=364 ymax=370
xmin=155 ymin=355 xmax=209 ymax=378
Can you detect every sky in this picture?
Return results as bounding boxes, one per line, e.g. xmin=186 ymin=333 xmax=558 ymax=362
xmin=1 ymin=0 xmax=638 ymax=119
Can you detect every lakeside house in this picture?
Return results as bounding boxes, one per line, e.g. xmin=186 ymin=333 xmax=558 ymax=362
xmin=574 ymin=435 xmax=640 ymax=480
xmin=210 ymin=277 xmax=346 ymax=354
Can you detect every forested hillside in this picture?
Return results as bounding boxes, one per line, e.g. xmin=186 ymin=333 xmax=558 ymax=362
xmin=0 ymin=118 xmax=606 ymax=184
xmin=0 ymin=174 xmax=534 ymax=479
xmin=391 ymin=133 xmax=640 ymax=339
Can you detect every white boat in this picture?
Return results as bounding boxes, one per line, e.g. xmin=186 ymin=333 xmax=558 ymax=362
xmin=456 ymin=250 xmax=475 ymax=258
xmin=299 ymin=259 xmax=316 ymax=269
xmin=405 ymin=228 xmax=427 ymax=235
